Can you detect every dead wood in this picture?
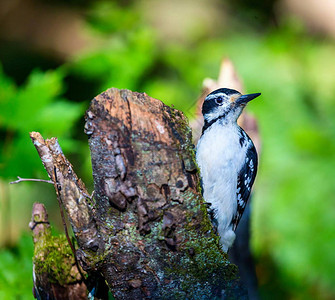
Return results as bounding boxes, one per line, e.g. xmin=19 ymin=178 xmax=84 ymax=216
xmin=30 ymin=88 xmax=247 ymax=299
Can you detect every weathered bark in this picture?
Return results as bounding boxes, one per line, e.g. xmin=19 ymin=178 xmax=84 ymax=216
xmin=31 ymin=88 xmax=247 ymax=299
xmin=29 ymin=132 xmax=99 ymax=251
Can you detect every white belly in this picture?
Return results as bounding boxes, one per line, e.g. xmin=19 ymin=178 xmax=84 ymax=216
xmin=196 ymin=122 xmax=247 ymax=251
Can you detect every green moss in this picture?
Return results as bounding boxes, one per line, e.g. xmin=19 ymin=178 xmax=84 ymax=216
xmin=158 ymin=199 xmax=239 ymax=298
xmin=163 ymin=230 xmax=238 ymax=299
xmin=34 ymin=235 xmax=77 ymax=285
xmin=164 ymin=190 xmax=239 ymax=298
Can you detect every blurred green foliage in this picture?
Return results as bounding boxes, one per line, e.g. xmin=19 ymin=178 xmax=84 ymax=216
xmin=1 ymin=1 xmax=335 ymax=299
xmin=0 ymin=234 xmax=33 ymax=299
xmin=0 ymin=66 xmax=84 ymax=178
xmin=70 ymin=1 xmax=157 ymax=94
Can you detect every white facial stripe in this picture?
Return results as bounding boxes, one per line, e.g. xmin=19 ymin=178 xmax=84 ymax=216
xmin=205 ymin=93 xmax=229 ymax=101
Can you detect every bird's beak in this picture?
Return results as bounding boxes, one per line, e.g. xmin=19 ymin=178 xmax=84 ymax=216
xmin=235 ymin=93 xmax=261 ymax=106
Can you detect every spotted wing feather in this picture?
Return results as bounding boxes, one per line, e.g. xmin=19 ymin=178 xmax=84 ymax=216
xmin=232 ymin=139 xmax=258 ymax=231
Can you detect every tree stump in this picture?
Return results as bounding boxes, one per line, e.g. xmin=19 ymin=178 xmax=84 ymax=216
xmin=31 ymin=88 xmax=247 ymax=299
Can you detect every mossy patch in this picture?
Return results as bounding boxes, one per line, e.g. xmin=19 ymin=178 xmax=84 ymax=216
xmin=161 ymin=231 xmax=239 ymax=299
xmin=33 ymin=235 xmax=77 ymax=285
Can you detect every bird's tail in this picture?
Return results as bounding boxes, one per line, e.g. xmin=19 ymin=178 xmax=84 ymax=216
xmin=219 ymin=227 xmax=236 ymax=252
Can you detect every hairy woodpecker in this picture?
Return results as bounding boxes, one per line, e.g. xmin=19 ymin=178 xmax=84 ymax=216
xmin=196 ymin=88 xmax=261 ymax=252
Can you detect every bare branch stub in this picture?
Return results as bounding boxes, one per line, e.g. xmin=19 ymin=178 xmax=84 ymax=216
xmin=29 ymin=132 xmax=102 ymax=255
xmin=84 ymin=88 xmax=246 ymax=299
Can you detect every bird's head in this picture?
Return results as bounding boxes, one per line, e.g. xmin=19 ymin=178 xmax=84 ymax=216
xmin=202 ymin=88 xmax=261 ymax=124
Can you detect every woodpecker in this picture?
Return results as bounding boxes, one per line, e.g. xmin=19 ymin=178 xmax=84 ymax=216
xmin=196 ymin=88 xmax=261 ymax=252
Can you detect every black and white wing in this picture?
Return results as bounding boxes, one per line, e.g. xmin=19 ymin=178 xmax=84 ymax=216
xmin=232 ymin=141 xmax=258 ymax=231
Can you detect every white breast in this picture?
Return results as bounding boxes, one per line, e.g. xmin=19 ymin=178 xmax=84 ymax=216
xmin=196 ymin=121 xmax=247 ymax=251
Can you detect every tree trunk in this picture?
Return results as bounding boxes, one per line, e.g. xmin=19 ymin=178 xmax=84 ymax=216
xmin=31 ymin=88 xmax=247 ymax=299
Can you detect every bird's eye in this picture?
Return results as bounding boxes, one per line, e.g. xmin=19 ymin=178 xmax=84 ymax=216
xmin=215 ymin=96 xmax=224 ymax=105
